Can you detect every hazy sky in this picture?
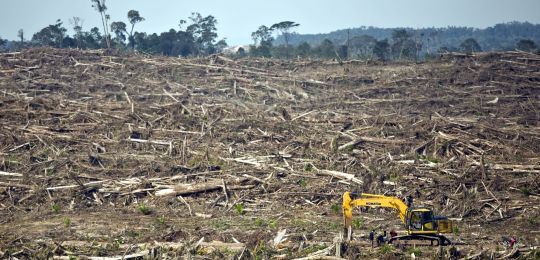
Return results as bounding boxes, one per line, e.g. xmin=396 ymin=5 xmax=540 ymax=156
xmin=2 ymin=0 xmax=540 ymax=45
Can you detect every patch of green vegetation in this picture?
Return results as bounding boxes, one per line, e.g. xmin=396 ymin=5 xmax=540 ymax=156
xmin=212 ymin=220 xmax=231 ymax=230
xmin=519 ymin=187 xmax=531 ymax=197
xmin=453 ymin=226 xmax=460 ymax=236
xmin=291 ymin=219 xmax=310 ymax=227
xmin=6 ymin=154 xmax=18 ymax=163
xmin=254 ymin=218 xmax=265 ymax=226
xmin=254 ymin=218 xmax=278 ymax=229
xmin=298 ymin=179 xmax=307 ymax=188
xmin=253 ymin=241 xmax=277 ymax=260
xmin=138 ymin=203 xmax=151 ymax=215
xmin=52 ymin=203 xmax=61 ymax=213
xmin=474 ymin=111 xmax=487 ymax=117
xmin=302 ymin=244 xmax=327 ymax=255
xmin=234 ymin=203 xmax=245 ymax=215
xmin=326 ymin=221 xmax=340 ymax=231
xmin=352 ymin=217 xmax=364 ymax=229
xmin=63 ymin=217 xmax=72 ymax=227
xmin=330 ymin=204 xmax=340 ymax=214
xmin=379 ymin=244 xmax=395 ymax=254
xmin=343 ymin=145 xmax=354 ymax=153
xmin=156 ymin=215 xmax=166 ymax=226
xmin=528 ymin=216 xmax=537 ymax=225
xmin=44 ymin=167 xmax=55 ymax=176
xmin=528 ymin=248 xmax=540 ymax=259
xmin=125 ymin=230 xmax=140 ymax=238
xmin=268 ymin=220 xmax=278 ymax=229
xmin=417 ymin=154 xmax=440 ymax=163
xmin=407 ymin=247 xmax=423 ymax=257
xmin=303 ymin=163 xmax=313 ymax=172
xmin=388 ymin=174 xmax=400 ymax=182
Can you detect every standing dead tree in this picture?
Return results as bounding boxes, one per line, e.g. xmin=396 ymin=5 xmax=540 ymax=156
xmin=90 ymin=0 xmax=111 ymax=48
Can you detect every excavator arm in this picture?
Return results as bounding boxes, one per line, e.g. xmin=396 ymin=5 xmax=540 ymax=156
xmin=343 ymin=192 xmax=408 ymax=236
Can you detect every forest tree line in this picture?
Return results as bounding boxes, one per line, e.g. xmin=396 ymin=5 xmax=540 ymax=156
xmin=0 ymin=0 xmax=538 ymax=60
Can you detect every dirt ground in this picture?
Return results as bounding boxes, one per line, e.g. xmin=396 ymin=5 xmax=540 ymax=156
xmin=0 ymin=48 xmax=539 ymax=259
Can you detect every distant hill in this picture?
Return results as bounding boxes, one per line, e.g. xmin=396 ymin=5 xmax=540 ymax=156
xmin=278 ymin=22 xmax=540 ymax=54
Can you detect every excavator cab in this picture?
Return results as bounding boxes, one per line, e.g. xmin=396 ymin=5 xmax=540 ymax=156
xmin=405 ymin=208 xmax=453 ymax=234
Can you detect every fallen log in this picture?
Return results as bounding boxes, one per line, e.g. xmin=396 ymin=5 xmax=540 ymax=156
xmin=317 ymin=170 xmax=363 ymax=185
xmin=0 ymin=171 xmax=23 ymax=178
xmin=155 ymin=180 xmax=222 ymax=196
xmin=155 ymin=179 xmax=255 ymax=197
xmin=338 ymin=136 xmax=409 ymax=151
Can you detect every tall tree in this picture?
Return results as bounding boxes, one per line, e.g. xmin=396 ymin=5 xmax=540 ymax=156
xmin=349 ymin=35 xmax=376 ymax=58
xmin=17 ymin=29 xmax=24 ymax=44
xmin=270 ymin=21 xmax=299 ymax=58
xmin=127 ymin=10 xmax=145 ymax=50
xmin=391 ymin=29 xmax=416 ymax=60
xmin=460 ymin=38 xmax=481 ymax=54
xmin=296 ymin=42 xmax=312 ymax=58
xmin=69 ymin=17 xmax=84 ymax=48
xmin=186 ymin=13 xmax=219 ymax=55
xmin=516 ymin=39 xmax=537 ymax=52
xmin=316 ymin=39 xmax=335 ymax=58
xmin=83 ymin=27 xmax=103 ymax=49
xmin=251 ymin=25 xmax=273 ymax=45
xmin=372 ymin=39 xmax=390 ymax=60
xmin=90 ymin=0 xmax=110 ymax=48
xmin=110 ymin=21 xmax=127 ymax=47
xmin=250 ymin=25 xmax=274 ymax=57
xmin=32 ymin=19 xmax=67 ymax=48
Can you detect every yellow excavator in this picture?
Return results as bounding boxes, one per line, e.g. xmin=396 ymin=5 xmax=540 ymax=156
xmin=343 ymin=192 xmax=454 ymax=246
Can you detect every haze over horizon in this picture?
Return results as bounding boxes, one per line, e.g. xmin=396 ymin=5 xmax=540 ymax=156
xmin=2 ymin=0 xmax=540 ymax=45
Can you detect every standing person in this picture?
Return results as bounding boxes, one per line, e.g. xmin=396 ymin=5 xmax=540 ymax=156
xmin=377 ymin=230 xmax=387 ymax=246
xmin=369 ymin=230 xmax=375 ymax=248
xmin=406 ymin=195 xmax=414 ymax=208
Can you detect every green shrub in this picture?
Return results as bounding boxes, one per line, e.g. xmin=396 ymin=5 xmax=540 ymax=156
xmin=52 ymin=203 xmax=61 ymax=213
xmin=63 ymin=217 xmax=72 ymax=227
xmin=520 ymin=187 xmax=531 ymax=197
xmin=234 ymin=203 xmax=245 ymax=215
xmin=138 ymin=203 xmax=151 ymax=215
xmin=330 ymin=204 xmax=340 ymax=214
xmin=352 ymin=217 xmax=364 ymax=229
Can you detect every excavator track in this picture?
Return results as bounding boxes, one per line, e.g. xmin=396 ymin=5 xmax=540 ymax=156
xmin=389 ymin=235 xmax=452 ymax=246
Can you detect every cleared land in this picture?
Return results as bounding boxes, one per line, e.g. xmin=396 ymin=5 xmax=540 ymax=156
xmin=0 ymin=48 xmax=539 ymax=259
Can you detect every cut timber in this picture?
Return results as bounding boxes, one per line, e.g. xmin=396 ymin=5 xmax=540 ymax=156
xmin=338 ymin=136 xmax=408 ymax=151
xmin=317 ymin=170 xmax=363 ymax=185
xmin=47 ymin=181 xmax=107 ymax=191
xmin=128 ymin=138 xmax=171 ymax=146
xmin=155 ymin=180 xmax=222 ymax=196
xmin=0 ymin=171 xmax=23 ymax=177
xmin=293 ymin=256 xmax=345 ymax=260
xmin=199 ymin=241 xmax=245 ymax=253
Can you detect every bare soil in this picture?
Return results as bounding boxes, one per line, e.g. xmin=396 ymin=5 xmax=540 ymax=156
xmin=0 ymin=48 xmax=539 ymax=259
